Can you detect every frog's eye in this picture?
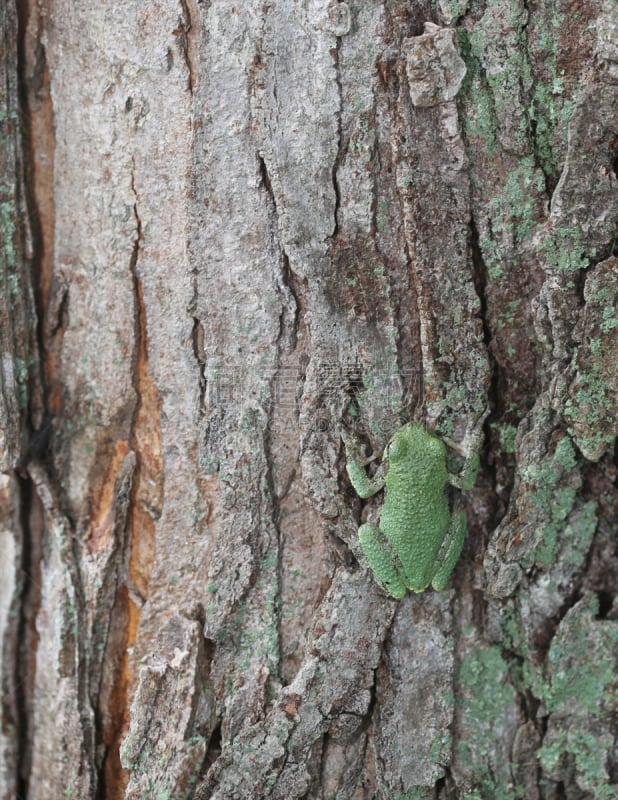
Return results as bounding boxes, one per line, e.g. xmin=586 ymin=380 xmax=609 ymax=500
xmin=388 ymin=436 xmax=407 ymax=460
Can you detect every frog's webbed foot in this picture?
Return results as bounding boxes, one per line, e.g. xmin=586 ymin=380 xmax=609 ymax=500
xmin=444 ymin=408 xmax=489 ymax=491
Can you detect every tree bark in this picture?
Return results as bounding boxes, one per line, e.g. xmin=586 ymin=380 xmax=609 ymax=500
xmin=1 ymin=1 xmax=618 ymax=799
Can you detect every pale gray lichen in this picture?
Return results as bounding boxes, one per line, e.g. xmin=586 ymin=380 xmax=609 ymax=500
xmin=324 ymin=1 xmax=351 ymax=37
xmin=596 ymin=0 xmax=618 ymax=81
xmin=403 ymin=23 xmax=467 ymax=107
xmin=438 ymin=0 xmax=469 ymax=26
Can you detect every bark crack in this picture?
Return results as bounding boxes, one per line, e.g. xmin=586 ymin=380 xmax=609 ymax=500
xmin=330 ymin=32 xmax=343 ymax=240
xmin=175 ymin=0 xmax=198 ymax=94
xmin=97 ymin=162 xmax=164 ymax=800
xmin=14 ymin=476 xmax=41 ymax=800
xmin=13 ymin=0 xmax=58 ymax=795
xmin=257 ymin=154 xmax=299 ymax=351
xmin=128 ymin=162 xmax=145 ymax=429
xmin=191 ymin=316 xmax=207 ymax=414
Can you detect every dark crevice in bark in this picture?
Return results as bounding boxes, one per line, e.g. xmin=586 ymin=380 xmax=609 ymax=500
xmin=279 ymin=250 xmax=300 ymax=349
xmin=315 ymin=731 xmax=332 ymax=798
xmin=14 ymin=475 xmax=42 ymax=800
xmin=95 ymin=167 xmax=147 ymax=800
xmin=16 ymin=1 xmax=45 ymax=362
xmin=13 ymin=1 xmax=51 ymax=796
xmin=330 ymin=36 xmax=343 ymax=240
xmin=177 ymin=0 xmax=196 ymax=94
xmin=571 ymin=266 xmax=588 ymax=308
xmin=46 ymin=283 xmax=68 ymax=339
xmin=257 ymin=153 xmax=300 ymax=349
xmin=532 ymin=132 xmax=559 ymax=200
xmin=375 ymin=64 xmax=422 ymax=413
xmin=191 ymin=316 xmax=207 ymax=414
xmin=595 ymin=591 xmax=614 ymax=620
xmin=258 ymin=154 xmax=272 ymax=198
xmin=20 ymin=412 xmax=52 ymax=469
xmin=368 ymin=95 xmax=382 ymax=246
xmin=468 ymin=217 xmax=510 ymax=527
xmin=15 ymin=0 xmax=57 ymax=429
xmin=90 ymin=439 xmax=140 ymax=798
xmin=504 ymin=647 xmax=545 ymax=743
xmin=261 ymin=420 xmax=284 ymax=689
xmin=127 ymin=164 xmax=145 ymax=454
xmin=469 ymin=586 xmax=487 ymax=635
xmin=363 ymin=664 xmax=381 ymax=734
xmin=522 ymin=682 xmax=543 ymax=727
xmin=434 ymin=774 xmax=447 ymax=794
xmin=468 ymin=219 xmax=491 ymax=358
xmin=201 ymin=716 xmax=222 ymax=776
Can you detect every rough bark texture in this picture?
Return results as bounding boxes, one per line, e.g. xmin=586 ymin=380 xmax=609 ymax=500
xmin=1 ymin=1 xmax=618 ymax=799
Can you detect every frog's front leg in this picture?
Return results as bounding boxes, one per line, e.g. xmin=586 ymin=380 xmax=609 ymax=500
xmin=342 ymin=428 xmax=386 ymax=498
xmin=448 ymin=451 xmax=480 ymax=491
xmin=430 ymin=510 xmax=467 ymax=591
xmin=444 ymin=409 xmax=488 ymax=491
xmin=358 ymin=523 xmax=407 ymax=599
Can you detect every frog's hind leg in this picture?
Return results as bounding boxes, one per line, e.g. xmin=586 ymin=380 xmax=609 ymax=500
xmin=359 ymin=523 xmax=407 ymax=599
xmin=431 ymin=510 xmax=467 ymax=591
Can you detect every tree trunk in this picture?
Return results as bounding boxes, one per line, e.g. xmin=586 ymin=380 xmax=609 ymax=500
xmin=2 ymin=0 xmax=617 ymax=798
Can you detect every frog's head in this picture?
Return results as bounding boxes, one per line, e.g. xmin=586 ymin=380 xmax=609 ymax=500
xmin=387 ymin=422 xmax=444 ymax=467
xmin=387 ymin=429 xmax=409 ymax=463
xmin=387 ymin=422 xmax=422 ymax=462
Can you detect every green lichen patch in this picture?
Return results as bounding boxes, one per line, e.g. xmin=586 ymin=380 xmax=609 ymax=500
xmin=468 ymin=0 xmax=533 ymax=155
xmin=522 ymin=436 xmax=597 ymax=570
xmin=538 ymin=224 xmax=592 ymax=273
xmin=519 ymin=434 xmax=597 ymax=570
xmin=536 ymin=594 xmax=618 ymax=799
xmin=0 ymin=200 xmax=17 ymax=273
xmin=380 ymin=788 xmax=434 ymax=800
xmin=457 ymin=28 xmax=498 ymax=156
xmin=526 ymin=0 xmax=582 ymax=183
xmin=478 ymin=159 xmax=547 ymax=283
xmin=564 ymin=257 xmax=618 ymax=460
xmin=456 ymin=646 xmax=522 ymax=799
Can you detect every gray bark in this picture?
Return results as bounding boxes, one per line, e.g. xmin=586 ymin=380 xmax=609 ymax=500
xmin=1 ymin=0 xmax=617 ymax=799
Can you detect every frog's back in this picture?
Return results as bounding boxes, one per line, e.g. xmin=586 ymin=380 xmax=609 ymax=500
xmin=381 ymin=424 xmax=450 ymax=587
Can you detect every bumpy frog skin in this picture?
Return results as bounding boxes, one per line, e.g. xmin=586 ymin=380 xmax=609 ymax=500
xmin=343 ymin=421 xmax=484 ymax=598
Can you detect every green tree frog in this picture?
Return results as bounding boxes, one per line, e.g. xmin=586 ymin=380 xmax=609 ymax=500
xmin=342 ymin=419 xmax=485 ymax=598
